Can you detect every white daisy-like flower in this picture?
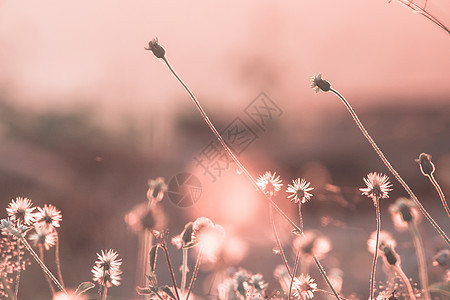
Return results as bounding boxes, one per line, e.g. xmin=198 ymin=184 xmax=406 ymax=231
xmin=91 ymin=249 xmax=122 ymax=287
xmin=360 ymin=172 xmax=392 ymax=203
xmin=286 ymin=178 xmax=314 ymax=204
xmin=291 ymin=274 xmax=318 ymax=299
xmin=256 ymin=171 xmax=283 ymax=197
xmin=34 ymin=204 xmax=62 ymax=230
xmin=6 ymin=197 xmax=36 ymax=225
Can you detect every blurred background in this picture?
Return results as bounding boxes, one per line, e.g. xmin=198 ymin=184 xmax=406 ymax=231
xmin=0 ymin=1 xmax=449 ymax=299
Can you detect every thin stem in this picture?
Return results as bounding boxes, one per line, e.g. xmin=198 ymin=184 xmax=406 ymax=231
xmin=161 ymin=57 xmax=299 ymax=233
xmin=428 ymin=174 xmax=450 ymax=218
xmin=102 ymin=286 xmax=108 ymax=300
xmin=288 ymin=247 xmax=301 ymax=300
xmin=312 ymin=256 xmax=341 ymax=300
xmin=369 ymin=198 xmax=381 ymax=300
xmin=186 ymin=247 xmax=203 ymax=300
xmin=181 ymin=247 xmax=189 ymax=295
xmin=18 ymin=234 xmax=66 ymax=294
xmin=317 ymin=289 xmax=348 ymax=300
xmin=297 ymin=203 xmax=304 ymax=233
xmin=39 ymin=245 xmax=56 ymax=295
xmin=161 ymin=244 xmax=181 ymax=300
xmin=269 ymin=205 xmax=293 ymax=278
xmin=55 ymin=232 xmax=65 ymax=289
xmin=330 ymin=87 xmax=449 ymax=245
xmin=14 ymin=239 xmax=20 ymax=300
xmin=159 ymin=55 xmax=340 ymax=299
xmin=392 ymin=265 xmax=416 ymax=300
xmin=409 ymin=222 xmax=431 ymax=300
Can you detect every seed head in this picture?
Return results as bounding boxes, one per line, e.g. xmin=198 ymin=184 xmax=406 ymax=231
xmin=145 ymin=38 xmax=166 ymax=59
xmin=415 ymin=153 xmax=435 ymax=177
xmin=310 ymin=73 xmax=331 ymax=93
xmin=29 ymin=227 xmax=57 ymax=250
xmin=389 ymin=198 xmax=421 ymax=232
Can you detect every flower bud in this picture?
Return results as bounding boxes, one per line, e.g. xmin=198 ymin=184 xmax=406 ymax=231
xmin=415 ymin=153 xmax=435 ymax=177
xmin=145 ymin=38 xmax=166 ymax=59
xmin=310 ymin=73 xmax=331 ymax=93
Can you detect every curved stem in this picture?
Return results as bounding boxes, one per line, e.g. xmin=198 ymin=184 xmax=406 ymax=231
xmin=370 ymin=198 xmax=381 ymax=300
xmin=428 ymin=174 xmax=450 ymax=218
xmin=392 ymin=265 xmax=416 ymax=300
xmin=330 ymin=87 xmax=449 ymax=245
xmin=269 ymin=205 xmax=292 ymax=278
xmin=409 ymin=222 xmax=430 ymax=300
xmin=159 ymin=55 xmax=340 ymax=299
xmin=55 ymin=232 xmax=65 ymax=289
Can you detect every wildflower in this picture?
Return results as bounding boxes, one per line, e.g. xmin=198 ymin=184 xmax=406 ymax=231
xmin=124 ymin=202 xmax=166 ymax=233
xmin=145 ymin=38 xmax=166 ymax=59
xmin=191 ymin=217 xmax=225 ymax=262
xmin=6 ymin=197 xmax=35 ymax=225
xmin=147 ymin=177 xmax=168 ymax=202
xmin=293 ymin=230 xmax=331 ymax=259
xmin=256 ymin=171 xmax=283 ymax=197
xmin=191 ymin=217 xmax=215 ymax=244
xmin=360 ymin=172 xmax=392 ymax=204
xmin=389 ymin=198 xmax=421 ymax=232
xmin=34 ymin=204 xmax=62 ymax=230
xmin=286 ymin=178 xmax=314 ymax=204
xmin=91 ymin=249 xmax=122 ymax=288
xmin=310 ymin=73 xmax=331 ymax=93
xmin=29 ymin=227 xmax=57 ymax=250
xmin=415 ymin=153 xmax=435 ymax=177
xmin=291 ymin=274 xmax=318 ymax=300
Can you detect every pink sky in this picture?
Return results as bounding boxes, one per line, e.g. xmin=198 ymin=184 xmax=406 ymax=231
xmin=0 ymin=1 xmax=449 ymax=124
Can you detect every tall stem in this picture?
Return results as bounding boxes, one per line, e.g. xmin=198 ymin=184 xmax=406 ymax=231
xmin=330 ymin=88 xmax=449 ymax=245
xmin=297 ymin=203 xmax=304 ymax=233
xmin=55 ymin=232 xmax=65 ymax=289
xmin=269 ymin=206 xmax=292 ymax=278
xmin=288 ymin=247 xmax=301 ymax=300
xmin=428 ymin=174 xmax=450 ymax=217
xmin=392 ymin=265 xmax=416 ymax=300
xmin=18 ymin=235 xmax=66 ymax=294
xmin=409 ymin=222 xmax=430 ymax=300
xmin=369 ymin=198 xmax=381 ymax=300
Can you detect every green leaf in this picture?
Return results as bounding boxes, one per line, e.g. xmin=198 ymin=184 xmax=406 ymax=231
xmin=150 ymin=245 xmax=159 ymax=272
xmin=74 ymin=282 xmax=95 ymax=296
